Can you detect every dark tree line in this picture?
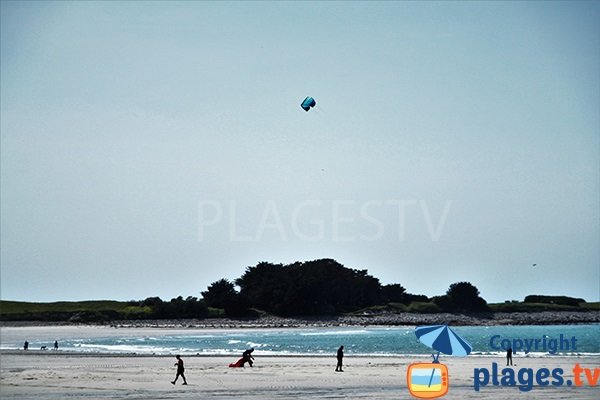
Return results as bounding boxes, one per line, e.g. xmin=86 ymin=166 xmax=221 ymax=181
xmin=431 ymin=281 xmax=489 ymax=312
xmin=3 ymin=260 xmax=589 ymax=322
xmin=139 ymin=296 xmax=209 ymax=319
xmin=200 ymin=259 xmax=490 ymax=317
xmin=235 ymin=259 xmax=382 ymax=316
xmin=524 ymin=295 xmax=586 ymax=306
xmin=123 ymin=275 xmax=590 ymax=319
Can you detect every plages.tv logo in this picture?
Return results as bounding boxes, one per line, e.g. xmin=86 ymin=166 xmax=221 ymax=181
xmin=407 ymin=325 xmax=472 ymax=399
xmin=473 ymin=333 xmax=599 ymax=392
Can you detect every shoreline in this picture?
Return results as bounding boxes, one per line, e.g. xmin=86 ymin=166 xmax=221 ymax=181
xmin=2 ymin=324 xmax=598 ymax=359
xmin=2 ymin=349 xmax=598 ymax=358
xmin=2 ymin=310 xmax=599 ymax=329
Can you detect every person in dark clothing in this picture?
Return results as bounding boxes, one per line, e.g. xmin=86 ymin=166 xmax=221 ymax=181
xmin=506 ymin=347 xmax=513 ymax=366
xmin=171 ymin=355 xmax=187 ymax=385
xmin=242 ymin=348 xmax=255 ymax=367
xmin=54 ymin=341 xmax=59 ymax=350
xmin=24 ymin=341 xmax=29 ymax=351
xmin=335 ymin=345 xmax=344 ymax=372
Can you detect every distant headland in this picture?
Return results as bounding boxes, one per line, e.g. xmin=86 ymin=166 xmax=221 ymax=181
xmin=1 ymin=259 xmax=598 ymax=326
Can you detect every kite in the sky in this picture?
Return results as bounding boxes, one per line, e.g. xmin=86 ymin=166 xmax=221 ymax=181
xmin=300 ymin=96 xmax=316 ymax=112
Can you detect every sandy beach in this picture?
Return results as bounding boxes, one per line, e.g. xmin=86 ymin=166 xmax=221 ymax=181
xmin=1 ymin=326 xmax=598 ymax=399
xmin=1 ymin=352 xmax=599 ymax=399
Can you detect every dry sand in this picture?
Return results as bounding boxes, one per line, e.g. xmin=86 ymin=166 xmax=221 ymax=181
xmin=1 ymin=326 xmax=598 ymax=399
xmin=2 ymin=352 xmax=599 ymax=399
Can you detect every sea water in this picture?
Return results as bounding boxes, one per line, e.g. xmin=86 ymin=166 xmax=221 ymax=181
xmin=2 ymin=324 xmax=598 ymax=356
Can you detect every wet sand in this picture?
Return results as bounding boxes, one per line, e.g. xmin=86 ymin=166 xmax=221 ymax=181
xmin=1 ymin=325 xmax=598 ymax=399
xmin=1 ymin=351 xmax=598 ymax=399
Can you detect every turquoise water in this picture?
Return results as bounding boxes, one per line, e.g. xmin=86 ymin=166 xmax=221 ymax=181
xmin=3 ymin=325 xmax=598 ymax=356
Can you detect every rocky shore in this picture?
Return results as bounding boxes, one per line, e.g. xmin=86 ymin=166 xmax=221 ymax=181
xmin=2 ymin=310 xmax=598 ymax=329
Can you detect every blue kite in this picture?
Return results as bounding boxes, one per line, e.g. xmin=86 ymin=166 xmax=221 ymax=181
xmin=300 ymin=96 xmax=316 ymax=112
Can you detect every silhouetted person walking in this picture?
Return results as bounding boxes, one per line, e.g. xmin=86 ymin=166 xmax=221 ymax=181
xmin=335 ymin=345 xmax=344 ymax=372
xmin=54 ymin=341 xmax=59 ymax=350
xmin=171 ymin=355 xmax=187 ymax=385
xmin=506 ymin=347 xmax=513 ymax=366
xmin=24 ymin=341 xmax=28 ymax=351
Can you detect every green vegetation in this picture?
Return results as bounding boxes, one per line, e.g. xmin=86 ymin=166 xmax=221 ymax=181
xmin=0 ymin=300 xmax=133 ymax=321
xmin=489 ymin=301 xmax=599 ymax=312
xmin=1 ymin=259 xmax=595 ymax=322
xmin=580 ymin=302 xmax=600 ymax=311
xmin=406 ymin=301 xmax=442 ymax=313
xmin=523 ymin=295 xmax=586 ymax=307
xmin=0 ymin=300 xmax=129 ymax=314
xmin=0 ymin=297 xmax=208 ymax=322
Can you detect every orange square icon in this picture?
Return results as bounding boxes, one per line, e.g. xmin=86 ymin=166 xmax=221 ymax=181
xmin=407 ymin=362 xmax=449 ymax=399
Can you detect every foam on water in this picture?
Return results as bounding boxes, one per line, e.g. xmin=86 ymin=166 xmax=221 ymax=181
xmin=300 ymin=329 xmax=371 ymax=336
xmin=1 ymin=324 xmax=598 ymax=356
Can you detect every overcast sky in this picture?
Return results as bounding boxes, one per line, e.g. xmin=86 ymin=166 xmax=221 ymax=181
xmin=1 ymin=1 xmax=598 ymax=303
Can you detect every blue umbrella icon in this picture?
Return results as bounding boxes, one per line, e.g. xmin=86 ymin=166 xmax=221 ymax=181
xmin=415 ymin=325 xmax=472 ymax=388
xmin=415 ymin=325 xmax=472 ymax=361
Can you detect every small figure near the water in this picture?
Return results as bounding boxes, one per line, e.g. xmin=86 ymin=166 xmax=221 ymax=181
xmin=506 ymin=347 xmax=513 ymax=366
xmin=171 ymin=355 xmax=187 ymax=385
xmin=40 ymin=345 xmax=47 ymax=350
xmin=242 ymin=348 xmax=255 ymax=367
xmin=54 ymin=341 xmax=59 ymax=350
xmin=335 ymin=345 xmax=344 ymax=372
xmin=23 ymin=341 xmax=29 ymax=351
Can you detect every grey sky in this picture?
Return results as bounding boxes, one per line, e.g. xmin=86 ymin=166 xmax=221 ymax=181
xmin=1 ymin=1 xmax=598 ymax=303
